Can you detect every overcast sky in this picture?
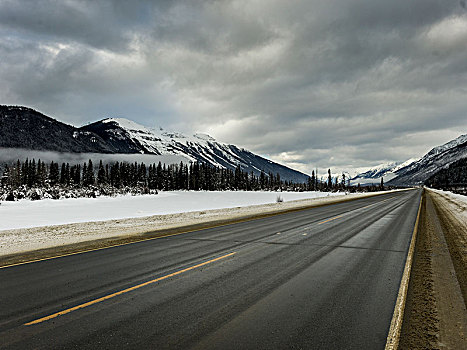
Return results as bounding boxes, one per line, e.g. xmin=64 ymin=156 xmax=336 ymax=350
xmin=1 ymin=0 xmax=466 ymax=175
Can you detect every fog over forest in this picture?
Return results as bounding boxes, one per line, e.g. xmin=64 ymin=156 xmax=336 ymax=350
xmin=0 ymin=148 xmax=189 ymax=170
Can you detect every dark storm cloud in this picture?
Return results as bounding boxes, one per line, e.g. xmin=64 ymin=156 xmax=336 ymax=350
xmin=1 ymin=0 xmax=466 ymax=174
xmin=0 ymin=0 xmax=161 ymax=50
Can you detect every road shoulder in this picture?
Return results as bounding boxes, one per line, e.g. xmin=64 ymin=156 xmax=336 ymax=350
xmin=399 ymin=189 xmax=467 ymax=349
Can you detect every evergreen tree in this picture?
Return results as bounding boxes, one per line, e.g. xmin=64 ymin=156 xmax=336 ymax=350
xmin=21 ymin=158 xmax=29 ymax=186
xmin=49 ymin=161 xmax=60 ymax=185
xmin=60 ymin=163 xmax=70 ymax=185
xmin=259 ymin=170 xmax=266 ymax=190
xmin=83 ymin=159 xmax=95 ymax=186
xmin=315 ymin=169 xmax=319 ymax=190
xmin=110 ymin=162 xmax=121 ymax=188
xmin=156 ymin=162 xmax=163 ymax=190
xmin=71 ymin=164 xmax=81 ymax=185
xmin=29 ymin=159 xmax=37 ymax=187
xmin=148 ymin=164 xmax=156 ymax=189
xmin=138 ymin=162 xmax=147 ymax=187
xmin=37 ymin=160 xmax=47 ymax=186
xmin=1 ymin=164 xmax=10 ymax=186
xmin=60 ymin=163 xmax=66 ymax=184
xmin=97 ymin=160 xmax=107 ymax=185
xmin=82 ymin=162 xmax=87 ymax=184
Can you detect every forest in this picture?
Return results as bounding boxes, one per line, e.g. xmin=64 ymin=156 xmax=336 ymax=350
xmin=424 ymin=157 xmax=467 ymax=195
xmin=0 ymin=158 xmax=383 ymax=201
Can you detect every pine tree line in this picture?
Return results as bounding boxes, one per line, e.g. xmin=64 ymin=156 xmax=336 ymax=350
xmin=425 ymin=157 xmax=467 ymax=195
xmin=1 ymin=159 xmax=385 ymax=201
xmin=1 ymin=158 xmax=307 ymax=196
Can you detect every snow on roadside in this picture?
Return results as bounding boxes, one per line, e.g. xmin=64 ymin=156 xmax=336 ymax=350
xmin=0 ymin=190 xmax=390 ymax=256
xmin=0 ymin=191 xmax=343 ymax=231
xmin=428 ymin=188 xmax=467 ymax=223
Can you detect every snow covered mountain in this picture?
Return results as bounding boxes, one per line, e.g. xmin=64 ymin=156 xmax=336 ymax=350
xmin=388 ymin=134 xmax=467 ymax=186
xmin=351 ymin=134 xmax=467 ymax=186
xmin=81 ymin=118 xmax=310 ymax=182
xmin=350 ymin=159 xmax=417 ymax=185
xmin=0 ymin=106 xmax=309 ymax=183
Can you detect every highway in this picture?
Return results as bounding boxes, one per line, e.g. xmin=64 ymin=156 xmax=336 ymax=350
xmin=0 ymin=189 xmax=421 ymax=349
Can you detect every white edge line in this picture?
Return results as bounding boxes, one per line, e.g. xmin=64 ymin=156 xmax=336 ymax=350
xmin=384 ymin=190 xmax=423 ymax=350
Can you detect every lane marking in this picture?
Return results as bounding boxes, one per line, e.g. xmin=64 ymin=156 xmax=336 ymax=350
xmin=385 ymin=191 xmax=423 ymax=350
xmin=314 ymin=194 xmax=400 ymax=227
xmin=359 ymin=196 xmax=396 ymax=210
xmin=24 ymin=252 xmax=236 ymax=326
xmin=317 ymin=215 xmax=343 ymax=225
xmin=1 ymin=190 xmax=410 ymax=270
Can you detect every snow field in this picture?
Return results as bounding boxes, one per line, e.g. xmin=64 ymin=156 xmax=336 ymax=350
xmin=0 ymin=191 xmax=343 ymax=231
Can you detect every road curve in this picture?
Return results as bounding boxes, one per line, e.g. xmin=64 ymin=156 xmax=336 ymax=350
xmin=0 ymin=189 xmax=421 ymax=349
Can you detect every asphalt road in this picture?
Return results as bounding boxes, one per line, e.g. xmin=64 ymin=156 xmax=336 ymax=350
xmin=0 ymin=189 xmax=422 ymax=349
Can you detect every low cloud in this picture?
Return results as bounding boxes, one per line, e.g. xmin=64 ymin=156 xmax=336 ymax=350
xmin=0 ymin=148 xmax=189 ymax=168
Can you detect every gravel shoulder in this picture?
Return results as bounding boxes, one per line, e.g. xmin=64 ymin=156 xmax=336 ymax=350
xmin=399 ymin=189 xmax=466 ymax=349
xmin=429 ymin=189 xmax=467 ymax=304
xmin=0 ymin=191 xmax=398 ymax=267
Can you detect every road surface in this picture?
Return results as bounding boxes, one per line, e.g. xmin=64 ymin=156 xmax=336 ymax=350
xmin=0 ymin=189 xmax=421 ymax=349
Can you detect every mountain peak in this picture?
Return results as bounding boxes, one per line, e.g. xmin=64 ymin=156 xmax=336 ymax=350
xmin=80 ymin=117 xmax=308 ymax=181
xmin=101 ymin=118 xmax=151 ymax=133
xmin=194 ymin=133 xmax=216 ymax=142
xmin=0 ymin=105 xmax=114 ymax=153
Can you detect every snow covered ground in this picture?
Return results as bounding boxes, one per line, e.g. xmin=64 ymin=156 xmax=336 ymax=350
xmin=0 ymin=191 xmax=344 ymax=231
xmin=428 ymin=188 xmax=467 ymax=223
xmin=0 ymin=190 xmax=396 ymax=256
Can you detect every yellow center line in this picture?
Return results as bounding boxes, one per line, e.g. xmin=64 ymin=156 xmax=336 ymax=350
xmin=24 ymin=252 xmax=236 ymax=326
xmin=317 ymin=215 xmax=343 ymax=225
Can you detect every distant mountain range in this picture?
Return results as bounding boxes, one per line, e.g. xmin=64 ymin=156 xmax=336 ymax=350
xmin=388 ymin=134 xmax=467 ymax=186
xmin=0 ymin=105 xmax=309 ymax=183
xmin=2 ymin=105 xmax=465 ymax=186
xmin=350 ymin=159 xmax=417 ymax=185
xmin=351 ymin=134 xmax=467 ymax=186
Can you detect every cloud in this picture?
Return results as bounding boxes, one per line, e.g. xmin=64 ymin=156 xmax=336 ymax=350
xmin=1 ymin=0 xmax=466 ymax=174
xmin=0 ymin=147 xmax=189 ymax=168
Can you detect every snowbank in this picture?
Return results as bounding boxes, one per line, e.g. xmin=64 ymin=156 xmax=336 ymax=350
xmin=0 ymin=191 xmax=344 ymax=231
xmin=428 ymin=188 xmax=467 ymax=223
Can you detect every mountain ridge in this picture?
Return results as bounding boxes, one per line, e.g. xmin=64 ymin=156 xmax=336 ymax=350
xmin=351 ymin=134 xmax=467 ymax=186
xmin=0 ymin=105 xmax=309 ymax=183
xmin=388 ymin=134 xmax=467 ymax=186
xmin=350 ymin=159 xmax=418 ymax=185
